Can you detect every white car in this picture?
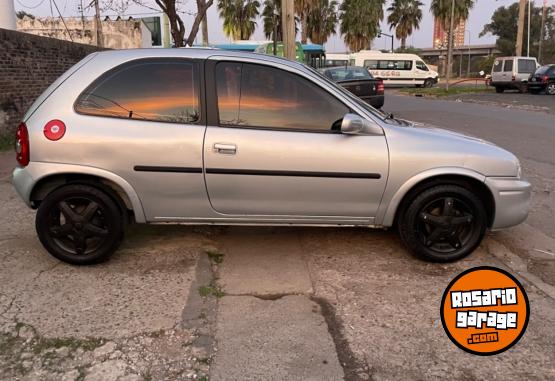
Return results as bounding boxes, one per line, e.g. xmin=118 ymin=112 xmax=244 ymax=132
xmin=490 ymin=56 xmax=539 ymax=93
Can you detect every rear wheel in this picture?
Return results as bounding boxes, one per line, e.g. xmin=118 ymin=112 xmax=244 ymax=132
xmin=397 ymin=185 xmax=487 ymax=262
xmin=36 ymin=184 xmax=124 ymax=265
xmin=547 ymin=83 xmax=555 ymax=95
xmin=495 ymin=86 xmax=504 ymax=93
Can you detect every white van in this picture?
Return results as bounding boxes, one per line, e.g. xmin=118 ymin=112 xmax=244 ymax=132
xmin=490 ymin=56 xmax=539 ymax=93
xmin=351 ymin=50 xmax=438 ymax=87
xmin=325 ymin=53 xmax=352 ymax=67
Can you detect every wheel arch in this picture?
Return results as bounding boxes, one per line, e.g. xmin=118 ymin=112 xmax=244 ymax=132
xmin=26 ymin=165 xmax=146 ymax=223
xmin=380 ymin=169 xmax=495 ymax=228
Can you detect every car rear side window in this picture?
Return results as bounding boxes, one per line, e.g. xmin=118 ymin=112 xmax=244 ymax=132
xmin=503 ymin=59 xmax=513 ymax=72
xmin=75 ymin=59 xmax=200 ymax=124
xmin=216 ymin=62 xmax=349 ymax=132
xmin=493 ymin=60 xmax=502 ymax=72
xmin=518 ymin=59 xmax=536 ymax=74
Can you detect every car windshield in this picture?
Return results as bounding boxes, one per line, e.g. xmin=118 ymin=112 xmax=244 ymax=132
xmin=325 ymin=67 xmax=373 ymax=81
xmin=305 ymin=65 xmax=387 ymax=121
xmin=534 ymin=66 xmax=552 ymax=75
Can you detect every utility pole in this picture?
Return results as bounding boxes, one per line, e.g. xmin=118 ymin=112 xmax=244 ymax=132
xmin=538 ymin=0 xmax=547 ymax=63
xmin=445 ymin=0 xmax=455 ymax=91
xmin=0 ymin=0 xmax=16 ymax=30
xmin=516 ymin=0 xmax=526 ymax=56
xmin=94 ymin=0 xmax=103 ymax=47
xmin=527 ymin=0 xmax=531 ymax=57
xmin=281 ymin=0 xmax=296 ymax=60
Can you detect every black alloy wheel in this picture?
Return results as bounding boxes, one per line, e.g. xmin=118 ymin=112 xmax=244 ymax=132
xmin=398 ymin=184 xmax=487 ymax=262
xmin=36 ymin=184 xmax=124 ymax=265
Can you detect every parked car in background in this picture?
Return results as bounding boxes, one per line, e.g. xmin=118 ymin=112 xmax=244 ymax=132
xmin=528 ymin=64 xmax=555 ymax=95
xmin=350 ymin=51 xmax=438 ymax=88
xmin=319 ymin=66 xmax=384 ymax=109
xmin=13 ymin=49 xmax=530 ymax=265
xmin=490 ymin=56 xmax=539 ymax=93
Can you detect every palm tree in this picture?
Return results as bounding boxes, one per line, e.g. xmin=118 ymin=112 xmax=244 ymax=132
xmin=387 ymin=0 xmax=423 ymax=50
xmin=340 ymin=0 xmax=386 ymax=52
xmin=262 ymin=0 xmax=283 ymax=41
xmin=295 ymin=0 xmax=312 ymax=44
xmin=306 ymin=0 xmax=337 ymax=44
xmin=430 ymin=0 xmax=474 ymax=28
xmin=218 ymin=0 xmax=261 ymax=40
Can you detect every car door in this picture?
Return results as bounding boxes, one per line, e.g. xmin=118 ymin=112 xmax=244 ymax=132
xmin=202 ymin=60 xmax=389 ymax=222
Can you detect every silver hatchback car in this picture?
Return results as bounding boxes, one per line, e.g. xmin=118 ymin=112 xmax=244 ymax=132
xmin=12 ymin=49 xmax=531 ymax=265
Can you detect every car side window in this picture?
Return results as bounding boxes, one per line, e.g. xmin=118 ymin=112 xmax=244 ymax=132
xmin=503 ymin=60 xmax=513 ymax=72
xmin=75 ymin=59 xmax=200 ymax=124
xmin=216 ymin=62 xmax=349 ymax=132
xmin=416 ymin=61 xmax=428 ymax=71
xmin=493 ymin=60 xmax=502 ymax=72
xmin=518 ymin=59 xmax=537 ymax=74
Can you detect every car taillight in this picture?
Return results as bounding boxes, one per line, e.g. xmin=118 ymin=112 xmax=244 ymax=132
xmin=511 ymin=75 xmax=516 ymax=81
xmin=377 ymin=80 xmax=384 ymax=95
xmin=543 ymin=75 xmax=549 ymax=83
xmin=15 ymin=122 xmax=30 ymax=167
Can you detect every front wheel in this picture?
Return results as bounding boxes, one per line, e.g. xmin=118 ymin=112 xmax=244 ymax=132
xmin=495 ymin=86 xmax=504 ymax=93
xmin=36 ymin=184 xmax=124 ymax=265
xmin=423 ymin=78 xmax=434 ymax=88
xmin=397 ymin=185 xmax=487 ymax=262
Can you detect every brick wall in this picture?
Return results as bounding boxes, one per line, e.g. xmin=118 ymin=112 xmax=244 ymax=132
xmin=0 ymin=28 xmax=104 ymax=139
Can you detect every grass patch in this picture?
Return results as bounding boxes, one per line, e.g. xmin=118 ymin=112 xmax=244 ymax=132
xmin=198 ymin=283 xmax=225 ymax=298
xmin=0 ymin=134 xmax=13 ymax=152
xmin=399 ymin=86 xmax=495 ymax=97
xmin=205 ymin=249 xmax=224 ymax=264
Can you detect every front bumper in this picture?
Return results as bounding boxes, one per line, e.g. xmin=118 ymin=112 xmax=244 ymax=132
xmin=485 ymin=176 xmax=531 ymax=230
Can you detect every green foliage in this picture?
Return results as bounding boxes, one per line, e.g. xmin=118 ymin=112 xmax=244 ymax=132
xmin=394 ymin=46 xmax=422 ymax=54
xmin=16 ymin=11 xmax=35 ymax=19
xmin=480 ymin=2 xmax=555 ymax=63
xmin=262 ymin=0 xmax=283 ymax=40
xmin=306 ymin=0 xmax=338 ymax=44
xmin=430 ymin=0 xmax=475 ymax=29
xmin=477 ymin=56 xmax=496 ymax=74
xmin=206 ymin=249 xmax=224 ymax=264
xmin=400 ymin=86 xmax=495 ymax=97
xmin=0 ymin=134 xmax=13 ymax=152
xmin=340 ymin=0 xmax=386 ymax=52
xmin=217 ymin=0 xmax=260 ymax=40
xmin=387 ymin=0 xmax=423 ymax=49
xmin=198 ymin=283 xmax=225 ymax=298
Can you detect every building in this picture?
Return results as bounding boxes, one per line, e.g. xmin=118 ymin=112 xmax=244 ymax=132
xmin=16 ymin=15 xmax=157 ymax=49
xmin=433 ymin=17 xmax=466 ymax=49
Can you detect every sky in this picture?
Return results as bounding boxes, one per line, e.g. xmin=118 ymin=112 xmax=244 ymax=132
xmin=12 ymin=0 xmax=554 ymax=52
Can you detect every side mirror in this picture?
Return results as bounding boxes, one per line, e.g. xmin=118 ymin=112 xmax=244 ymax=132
xmin=340 ymin=113 xmax=365 ymax=134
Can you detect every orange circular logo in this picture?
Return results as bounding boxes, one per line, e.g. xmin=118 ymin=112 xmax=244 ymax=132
xmin=440 ymin=266 xmax=530 ymax=355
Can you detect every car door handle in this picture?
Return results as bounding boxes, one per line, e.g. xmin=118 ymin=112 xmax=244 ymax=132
xmin=213 ymin=143 xmax=237 ymax=155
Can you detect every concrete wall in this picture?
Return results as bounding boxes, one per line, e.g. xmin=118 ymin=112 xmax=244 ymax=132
xmin=0 ymin=28 xmax=104 ymax=139
xmin=17 ymin=16 xmax=152 ymax=49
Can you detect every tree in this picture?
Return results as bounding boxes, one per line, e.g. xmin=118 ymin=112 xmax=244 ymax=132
xmin=218 ymin=0 xmax=260 ymax=40
xmin=340 ymin=0 xmax=385 ymax=52
xmin=480 ymin=2 xmax=555 ymax=61
xmin=16 ymin=11 xmax=35 ymax=19
xmin=387 ymin=0 xmax=423 ymax=50
xmin=430 ymin=0 xmax=474 ymax=29
xmin=135 ymin=0 xmax=213 ymax=47
xmin=306 ymin=0 xmax=337 ymax=44
xmin=294 ymin=0 xmax=311 ymax=44
xmin=262 ymin=0 xmax=283 ymax=41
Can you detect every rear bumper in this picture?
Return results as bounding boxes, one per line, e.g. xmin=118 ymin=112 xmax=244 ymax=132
xmin=12 ymin=165 xmax=35 ymax=208
xmin=360 ymin=95 xmax=384 ymax=109
xmin=485 ymin=176 xmax=531 ymax=230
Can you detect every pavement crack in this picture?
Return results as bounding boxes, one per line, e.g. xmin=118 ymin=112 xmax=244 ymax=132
xmin=311 ymin=296 xmax=371 ymax=381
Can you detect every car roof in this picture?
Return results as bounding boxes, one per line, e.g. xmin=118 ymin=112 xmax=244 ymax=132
xmin=93 ymin=47 xmax=307 ymax=69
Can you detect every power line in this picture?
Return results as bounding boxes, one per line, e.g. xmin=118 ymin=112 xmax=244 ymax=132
xmin=16 ymin=0 xmax=47 ymax=9
xmin=51 ymin=0 xmax=74 ymax=41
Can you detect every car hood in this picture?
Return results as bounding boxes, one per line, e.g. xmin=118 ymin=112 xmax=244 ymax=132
xmin=385 ymin=120 xmax=520 ymax=177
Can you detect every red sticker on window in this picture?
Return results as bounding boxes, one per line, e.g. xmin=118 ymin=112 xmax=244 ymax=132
xmin=44 ymin=120 xmax=66 ymax=141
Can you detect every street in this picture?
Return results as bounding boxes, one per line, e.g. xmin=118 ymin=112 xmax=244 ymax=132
xmin=1 ymin=94 xmax=554 ymax=381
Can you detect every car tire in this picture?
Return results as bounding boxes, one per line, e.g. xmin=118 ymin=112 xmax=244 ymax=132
xmin=36 ymin=184 xmax=124 ymax=265
xmin=423 ymin=79 xmax=434 ymax=88
xmin=547 ymin=83 xmax=555 ymax=95
xmin=495 ymin=86 xmax=504 ymax=93
xmin=518 ymin=83 xmax=527 ymax=93
xmin=397 ymin=184 xmax=487 ymax=262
